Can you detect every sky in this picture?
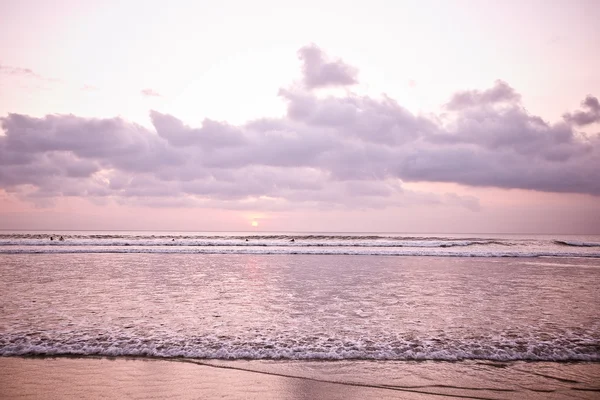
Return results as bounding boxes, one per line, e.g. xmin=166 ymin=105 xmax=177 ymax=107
xmin=1 ymin=0 xmax=599 ymax=233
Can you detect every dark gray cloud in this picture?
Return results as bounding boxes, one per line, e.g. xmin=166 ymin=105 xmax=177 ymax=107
xmin=563 ymin=95 xmax=600 ymax=126
xmin=298 ymin=44 xmax=358 ymax=89
xmin=1 ymin=45 xmax=599 ymax=210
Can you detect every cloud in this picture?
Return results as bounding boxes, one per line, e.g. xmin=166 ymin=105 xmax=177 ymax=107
xmin=446 ymin=80 xmax=521 ymax=110
xmin=298 ymin=44 xmax=358 ymax=89
xmin=0 ymin=64 xmax=60 ymax=85
xmin=1 ymin=45 xmax=599 ymax=212
xmin=563 ymin=95 xmax=600 ymax=126
xmin=150 ymin=111 xmax=246 ymax=149
xmin=141 ymin=88 xmax=162 ymax=97
xmin=0 ymin=64 xmax=39 ymax=78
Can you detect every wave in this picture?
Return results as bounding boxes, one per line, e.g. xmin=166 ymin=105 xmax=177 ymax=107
xmin=1 ymin=246 xmax=599 ymax=258
xmin=0 ymin=239 xmax=509 ymax=248
xmin=1 ymin=333 xmax=598 ymax=362
xmin=554 ymin=240 xmax=600 ymax=248
xmin=0 ymin=233 xmax=504 ymax=241
xmin=2 ymin=233 xmax=599 ymax=257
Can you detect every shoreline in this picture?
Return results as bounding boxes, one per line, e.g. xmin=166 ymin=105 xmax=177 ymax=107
xmin=4 ymin=353 xmax=600 ymax=363
xmin=1 ymin=356 xmax=599 ymax=399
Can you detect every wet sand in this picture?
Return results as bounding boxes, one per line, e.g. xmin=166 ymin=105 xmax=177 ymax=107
xmin=1 ymin=357 xmax=599 ymax=399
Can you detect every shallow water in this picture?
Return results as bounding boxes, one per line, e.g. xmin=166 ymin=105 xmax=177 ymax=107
xmin=1 ymin=253 xmax=598 ymax=361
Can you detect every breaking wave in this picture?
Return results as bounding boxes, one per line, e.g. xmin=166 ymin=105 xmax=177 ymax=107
xmin=1 ymin=233 xmax=599 ymax=257
xmin=554 ymin=240 xmax=600 ymax=248
xmin=1 ymin=332 xmax=598 ymax=362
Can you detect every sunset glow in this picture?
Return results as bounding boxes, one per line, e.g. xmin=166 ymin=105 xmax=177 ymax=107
xmin=1 ymin=2 xmax=600 ymax=397
xmin=0 ymin=0 xmax=599 ymax=233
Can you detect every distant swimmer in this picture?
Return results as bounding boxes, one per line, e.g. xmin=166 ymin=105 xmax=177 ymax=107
xmin=59 ymin=236 xmax=64 ymax=241
xmin=50 ymin=237 xmax=53 ymax=241
xmin=245 ymin=239 xmax=249 ymax=242
xmin=172 ymin=239 xmax=175 ymax=241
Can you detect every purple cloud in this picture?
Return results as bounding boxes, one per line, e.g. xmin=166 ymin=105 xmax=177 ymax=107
xmin=1 ymin=45 xmax=599 ymax=211
xmin=446 ymin=80 xmax=521 ymax=110
xmin=563 ymin=95 xmax=600 ymax=126
xmin=150 ymin=111 xmax=246 ymax=149
xmin=298 ymin=44 xmax=358 ymax=89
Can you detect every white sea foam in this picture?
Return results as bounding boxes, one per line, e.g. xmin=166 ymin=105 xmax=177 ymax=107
xmin=0 ymin=237 xmax=506 ymax=248
xmin=1 ymin=233 xmax=599 ymax=257
xmin=1 ymin=332 xmax=598 ymax=361
xmin=1 ymin=245 xmax=599 ymax=258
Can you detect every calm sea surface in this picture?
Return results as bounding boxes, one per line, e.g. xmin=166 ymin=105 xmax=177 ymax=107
xmin=1 ymin=231 xmax=599 ymax=362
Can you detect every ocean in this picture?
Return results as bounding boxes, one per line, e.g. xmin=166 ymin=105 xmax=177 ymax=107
xmin=1 ymin=231 xmax=600 ymax=257
xmin=1 ymin=231 xmax=599 ymax=364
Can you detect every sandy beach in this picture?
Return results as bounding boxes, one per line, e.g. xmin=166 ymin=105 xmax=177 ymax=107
xmin=1 ymin=357 xmax=599 ymax=399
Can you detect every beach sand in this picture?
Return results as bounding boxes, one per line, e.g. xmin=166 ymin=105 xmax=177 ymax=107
xmin=1 ymin=357 xmax=599 ymax=399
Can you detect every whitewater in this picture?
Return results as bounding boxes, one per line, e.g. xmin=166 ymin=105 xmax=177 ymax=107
xmin=1 ymin=231 xmax=600 ymax=257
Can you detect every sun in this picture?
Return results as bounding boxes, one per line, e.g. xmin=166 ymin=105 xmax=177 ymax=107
xmin=251 ymin=220 xmax=259 ymax=227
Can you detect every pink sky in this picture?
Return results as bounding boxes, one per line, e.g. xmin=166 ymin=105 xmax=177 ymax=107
xmin=1 ymin=0 xmax=599 ymax=233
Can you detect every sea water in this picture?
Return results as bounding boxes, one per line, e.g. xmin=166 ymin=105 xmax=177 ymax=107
xmin=1 ymin=232 xmax=599 ymax=362
xmin=1 ymin=231 xmax=600 ymax=258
